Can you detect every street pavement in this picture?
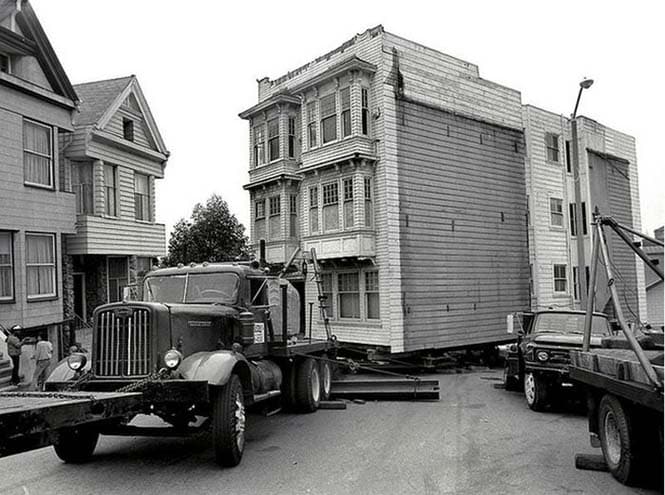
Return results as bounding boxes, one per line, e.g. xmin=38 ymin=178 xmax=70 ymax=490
xmin=0 ymin=368 xmax=661 ymax=495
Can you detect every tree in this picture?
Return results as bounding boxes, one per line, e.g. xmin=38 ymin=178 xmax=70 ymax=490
xmin=165 ymin=194 xmax=249 ymax=266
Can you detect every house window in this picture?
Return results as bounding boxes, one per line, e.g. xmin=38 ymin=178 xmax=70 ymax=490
xmin=361 ymin=88 xmax=369 ymax=135
xmin=307 ymin=102 xmax=317 ymax=148
xmin=123 ymin=118 xmax=134 ymax=141
xmin=569 ymin=202 xmax=588 ymax=237
xmin=269 ymin=195 xmax=281 ymax=216
xmin=23 ymin=119 xmax=53 ymax=188
xmin=255 ymin=199 xmax=265 ymax=219
xmin=322 ymin=182 xmax=339 ymax=231
xmin=134 ymin=173 xmax=151 ymax=221
xmin=364 ymin=177 xmax=373 ymax=227
xmin=340 ymin=87 xmax=351 ymax=138
xmin=288 ymin=117 xmax=296 ymax=158
xmin=25 ymin=233 xmax=56 ymax=299
xmin=71 ymin=162 xmax=93 ymax=214
xmin=269 ymin=195 xmax=281 ymax=240
xmin=365 ymin=271 xmax=380 ymax=319
xmin=268 ymin=119 xmax=280 ymax=161
xmin=0 ymin=53 xmax=9 ymax=73
xmin=254 ymin=125 xmax=265 ymax=166
xmin=309 ymin=186 xmax=319 ymax=234
xmin=320 ymin=93 xmax=337 ymax=144
xmin=255 ymin=199 xmax=266 ymax=240
xmin=108 ymin=256 xmax=128 ymax=303
xmin=104 ymin=164 xmax=117 ymax=216
xmin=321 ymin=273 xmax=334 ymax=319
xmin=545 ymin=133 xmax=560 ymax=162
xmin=573 ymin=266 xmax=579 ymax=300
xmin=553 ymin=264 xmax=567 ymax=293
xmin=343 ymin=177 xmax=354 ymax=229
xmin=338 ymin=272 xmax=360 ymax=319
xmin=289 ymin=194 xmax=297 ymax=238
xmin=0 ymin=232 xmax=14 ymax=301
xmin=565 ymin=140 xmax=572 ymax=173
xmin=550 ymin=198 xmax=563 ymax=227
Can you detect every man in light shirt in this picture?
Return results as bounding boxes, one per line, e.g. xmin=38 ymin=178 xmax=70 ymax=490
xmin=32 ymin=333 xmax=53 ymax=391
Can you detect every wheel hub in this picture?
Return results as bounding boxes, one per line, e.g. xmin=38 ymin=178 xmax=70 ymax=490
xmin=603 ymin=410 xmax=622 ymax=466
xmin=311 ymin=368 xmax=320 ymax=403
xmin=524 ymin=373 xmax=536 ymax=404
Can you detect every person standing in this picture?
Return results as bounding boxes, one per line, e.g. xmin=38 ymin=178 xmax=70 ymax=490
xmin=31 ymin=333 xmax=53 ymax=391
xmin=6 ymin=325 xmax=24 ymax=386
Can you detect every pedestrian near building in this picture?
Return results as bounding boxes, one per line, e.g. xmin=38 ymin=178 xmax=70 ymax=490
xmin=31 ymin=333 xmax=53 ymax=391
xmin=6 ymin=325 xmax=25 ymax=386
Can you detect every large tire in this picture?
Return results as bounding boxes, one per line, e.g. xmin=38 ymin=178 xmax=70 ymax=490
xmin=53 ymin=426 xmax=99 ymax=463
xmin=295 ymin=358 xmax=320 ymax=413
xmin=524 ymin=372 xmax=549 ymax=411
xmin=213 ymin=374 xmax=246 ymax=467
xmin=503 ymin=362 xmax=520 ymax=392
xmin=598 ymin=394 xmax=649 ymax=486
xmin=319 ymin=357 xmax=333 ymax=401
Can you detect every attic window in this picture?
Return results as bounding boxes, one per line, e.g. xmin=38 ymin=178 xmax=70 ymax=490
xmin=0 ymin=53 xmax=9 ymax=73
xmin=123 ymin=118 xmax=134 ymax=141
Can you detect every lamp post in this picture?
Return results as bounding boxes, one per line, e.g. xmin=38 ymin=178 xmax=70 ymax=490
xmin=571 ymin=78 xmax=594 ymax=308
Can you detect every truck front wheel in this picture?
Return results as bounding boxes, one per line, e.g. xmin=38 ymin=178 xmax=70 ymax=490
xmin=53 ymin=426 xmax=99 ymax=463
xmin=524 ymin=372 xmax=549 ymax=411
xmin=295 ymin=358 xmax=320 ymax=412
xmin=320 ymin=357 xmax=333 ymax=401
xmin=213 ymin=374 xmax=246 ymax=467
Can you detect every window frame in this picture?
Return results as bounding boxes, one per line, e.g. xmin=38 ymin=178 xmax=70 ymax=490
xmin=134 ymin=172 xmax=151 ymax=222
xmin=307 ymin=101 xmax=317 ymax=149
xmin=288 ymin=116 xmax=296 ymax=158
xmin=364 ymin=176 xmax=373 ymax=228
xmin=122 ymin=118 xmax=134 ymax=142
xmin=545 ymin=133 xmax=560 ymax=163
xmin=361 ymin=87 xmax=370 ymax=136
xmin=337 ymin=271 xmax=361 ymax=320
xmin=0 ymin=52 xmax=10 ymax=73
xmin=255 ymin=199 xmax=265 ymax=220
xmin=0 ymin=231 xmax=15 ymax=302
xmin=565 ymin=140 xmax=572 ymax=173
xmin=320 ymin=93 xmax=337 ymax=144
xmin=107 ymin=255 xmax=129 ymax=303
xmin=269 ymin=195 xmax=281 ymax=217
xmin=340 ymin=87 xmax=351 ymax=138
xmin=322 ymin=181 xmax=339 ymax=232
xmin=569 ymin=201 xmax=588 ymax=237
xmin=25 ymin=232 xmax=57 ymax=301
xmin=23 ymin=118 xmax=54 ymax=190
xmin=289 ymin=194 xmax=298 ymax=238
xmin=104 ymin=164 xmax=118 ymax=217
xmin=549 ymin=197 xmax=564 ymax=228
xmin=267 ymin=118 xmax=280 ymax=162
xmin=365 ymin=270 xmax=380 ymax=320
xmin=309 ymin=186 xmax=319 ymax=234
xmin=553 ymin=264 xmax=568 ymax=294
xmin=343 ymin=177 xmax=354 ymax=229
xmin=253 ymin=124 xmax=266 ymax=167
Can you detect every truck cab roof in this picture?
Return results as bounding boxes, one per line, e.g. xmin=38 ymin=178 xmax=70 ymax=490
xmin=145 ymin=262 xmax=269 ymax=279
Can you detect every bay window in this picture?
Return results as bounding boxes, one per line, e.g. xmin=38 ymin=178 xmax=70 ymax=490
xmin=254 ymin=125 xmax=265 ymax=166
xmin=289 ymin=194 xmax=298 ymax=238
xmin=23 ymin=119 xmax=53 ymax=188
xmin=71 ymin=162 xmax=93 ymax=214
xmin=309 ymin=186 xmax=319 ymax=234
xmin=26 ymin=233 xmax=56 ymax=299
xmin=364 ymin=177 xmax=373 ymax=227
xmin=322 ymin=182 xmax=339 ymax=231
xmin=288 ymin=117 xmax=296 ymax=158
xmin=320 ymin=93 xmax=337 ymax=144
xmin=268 ymin=119 xmax=280 ymax=161
xmin=361 ymin=88 xmax=370 ymax=135
xmin=269 ymin=195 xmax=281 ymax=240
xmin=307 ymin=102 xmax=317 ymax=148
xmin=343 ymin=177 xmax=354 ymax=228
xmin=340 ymin=87 xmax=351 ymax=137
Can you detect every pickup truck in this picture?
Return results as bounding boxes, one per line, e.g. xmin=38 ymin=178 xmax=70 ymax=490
xmin=503 ymin=310 xmax=612 ymax=411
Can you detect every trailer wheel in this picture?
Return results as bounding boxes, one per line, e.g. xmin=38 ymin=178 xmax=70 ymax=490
xmin=53 ymin=426 xmax=99 ymax=463
xmin=598 ymin=394 xmax=647 ymax=485
xmin=320 ymin=357 xmax=333 ymax=401
xmin=213 ymin=374 xmax=246 ymax=467
xmin=295 ymin=358 xmax=320 ymax=413
xmin=524 ymin=372 xmax=549 ymax=411
xmin=503 ymin=362 xmax=520 ymax=392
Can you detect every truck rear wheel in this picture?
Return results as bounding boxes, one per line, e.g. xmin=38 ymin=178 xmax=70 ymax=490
xmin=53 ymin=426 xmax=99 ymax=463
xmin=524 ymin=372 xmax=549 ymax=411
xmin=320 ymin=357 xmax=333 ymax=401
xmin=295 ymin=358 xmax=320 ymax=413
xmin=213 ymin=374 xmax=246 ymax=467
xmin=598 ymin=394 xmax=647 ymax=485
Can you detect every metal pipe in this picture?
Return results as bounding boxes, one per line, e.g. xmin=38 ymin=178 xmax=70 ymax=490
xmin=597 ymin=223 xmax=662 ymax=389
xmin=582 ymin=223 xmax=601 ymax=352
xmin=604 ymin=218 xmax=664 ymax=280
xmin=571 ymin=117 xmax=587 ymax=308
xmin=308 ymin=302 xmax=313 ymax=342
xmin=281 ymin=284 xmax=288 ymax=344
xmin=614 ymin=222 xmax=664 ymax=247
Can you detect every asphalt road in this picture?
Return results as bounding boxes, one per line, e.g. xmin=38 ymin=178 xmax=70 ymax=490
xmin=0 ymin=369 xmax=661 ymax=495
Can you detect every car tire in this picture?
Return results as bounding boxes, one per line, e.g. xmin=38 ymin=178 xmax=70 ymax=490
xmin=503 ymin=362 xmax=520 ymax=392
xmin=53 ymin=426 xmax=99 ymax=463
xmin=295 ymin=358 xmax=320 ymax=413
xmin=213 ymin=374 xmax=246 ymax=467
xmin=524 ymin=372 xmax=549 ymax=411
xmin=319 ymin=356 xmax=333 ymax=401
xmin=598 ymin=394 xmax=649 ymax=486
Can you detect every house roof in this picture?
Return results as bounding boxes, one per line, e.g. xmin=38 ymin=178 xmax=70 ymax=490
xmin=73 ymin=76 xmax=134 ymax=126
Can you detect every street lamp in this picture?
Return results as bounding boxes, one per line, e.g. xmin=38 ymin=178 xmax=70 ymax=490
xmin=571 ymin=77 xmax=594 ymax=308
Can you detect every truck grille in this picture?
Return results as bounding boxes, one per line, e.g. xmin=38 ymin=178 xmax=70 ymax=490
xmin=94 ymin=308 xmax=152 ymax=377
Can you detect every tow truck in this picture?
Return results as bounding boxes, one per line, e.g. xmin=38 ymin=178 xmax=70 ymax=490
xmin=0 ymin=248 xmax=338 ymax=467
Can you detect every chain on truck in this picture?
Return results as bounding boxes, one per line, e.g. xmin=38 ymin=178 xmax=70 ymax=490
xmin=0 ymin=248 xmax=338 ymax=467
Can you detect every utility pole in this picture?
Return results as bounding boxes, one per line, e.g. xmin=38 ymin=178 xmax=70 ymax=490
xmin=571 ymin=78 xmax=594 ymax=308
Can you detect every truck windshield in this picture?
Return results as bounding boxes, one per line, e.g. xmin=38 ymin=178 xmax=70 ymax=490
xmin=535 ymin=313 xmax=610 ymax=336
xmin=144 ymin=273 xmax=240 ymax=305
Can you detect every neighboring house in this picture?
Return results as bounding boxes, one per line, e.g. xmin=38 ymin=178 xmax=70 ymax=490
xmin=0 ymin=0 xmax=78 ymax=368
xmin=643 ymin=226 xmax=663 ymax=329
xmin=240 ymin=26 xmax=530 ymax=353
xmin=61 ymin=75 xmax=169 ymax=324
xmin=523 ymin=105 xmax=646 ymax=323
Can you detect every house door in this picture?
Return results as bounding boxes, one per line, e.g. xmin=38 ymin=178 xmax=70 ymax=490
xmin=73 ymin=272 xmax=86 ymax=321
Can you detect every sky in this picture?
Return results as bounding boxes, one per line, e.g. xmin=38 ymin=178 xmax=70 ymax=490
xmin=33 ymin=0 xmax=664 ymax=237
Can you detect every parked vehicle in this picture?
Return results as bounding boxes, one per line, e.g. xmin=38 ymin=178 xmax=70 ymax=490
xmin=503 ymin=310 xmax=612 ymax=411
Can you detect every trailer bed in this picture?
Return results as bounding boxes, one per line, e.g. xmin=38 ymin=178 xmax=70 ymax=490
xmin=0 ymin=391 xmax=142 ymax=459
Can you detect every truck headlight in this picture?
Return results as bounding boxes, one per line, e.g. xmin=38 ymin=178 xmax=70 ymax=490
xmin=163 ymin=349 xmax=183 ymax=370
xmin=536 ymin=351 xmax=550 ymax=362
xmin=67 ymin=353 xmax=87 ymax=371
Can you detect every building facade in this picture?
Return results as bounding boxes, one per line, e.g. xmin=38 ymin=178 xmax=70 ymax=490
xmin=523 ymin=105 xmax=646 ymax=321
xmin=240 ymin=26 xmax=531 ymax=353
xmin=62 ymin=75 xmax=169 ymax=324
xmin=0 ymin=0 xmax=78 ymax=375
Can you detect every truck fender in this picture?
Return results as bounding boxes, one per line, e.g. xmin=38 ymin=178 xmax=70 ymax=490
xmin=178 ymin=351 xmax=253 ymax=392
xmin=45 ymin=355 xmax=92 ymax=383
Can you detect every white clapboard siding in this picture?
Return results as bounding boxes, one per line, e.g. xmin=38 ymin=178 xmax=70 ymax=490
xmin=66 ymin=216 xmax=166 ymax=256
xmin=104 ymin=108 xmax=156 ymax=151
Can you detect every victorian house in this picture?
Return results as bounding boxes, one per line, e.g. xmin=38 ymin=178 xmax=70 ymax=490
xmin=62 ymin=75 xmax=169 ymax=324
xmin=240 ymin=26 xmax=530 ymax=353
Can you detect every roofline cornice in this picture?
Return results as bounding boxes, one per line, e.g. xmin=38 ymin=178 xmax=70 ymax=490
xmin=239 ymin=93 xmax=301 ymax=120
